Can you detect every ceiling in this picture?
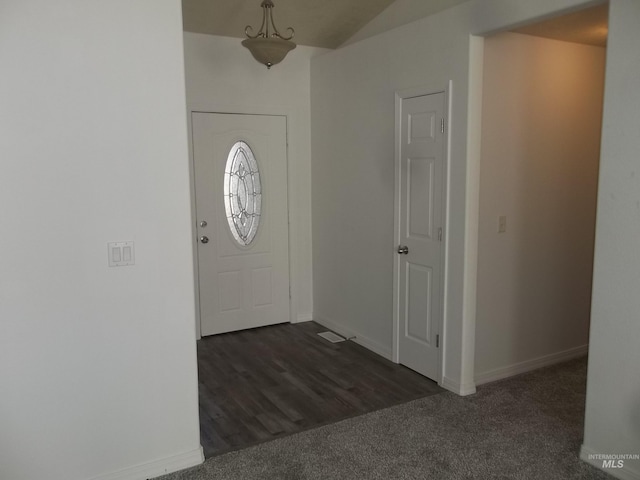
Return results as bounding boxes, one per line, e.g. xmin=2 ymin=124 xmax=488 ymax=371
xmin=182 ymin=1 xmax=610 ymax=50
xmin=511 ymin=4 xmax=609 ymax=47
xmin=181 ymin=0 xmax=463 ymax=49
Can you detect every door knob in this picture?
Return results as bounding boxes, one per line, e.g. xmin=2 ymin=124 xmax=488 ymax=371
xmin=200 ymin=236 xmax=209 ymax=244
xmin=397 ymin=245 xmax=409 ymax=255
xmin=199 ymin=220 xmax=208 ymax=228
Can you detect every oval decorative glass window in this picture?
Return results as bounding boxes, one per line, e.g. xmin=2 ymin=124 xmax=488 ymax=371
xmin=223 ymin=141 xmax=262 ymax=246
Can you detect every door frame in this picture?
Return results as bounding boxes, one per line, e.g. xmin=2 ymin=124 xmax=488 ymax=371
xmin=187 ymin=105 xmax=293 ymax=339
xmin=392 ymin=83 xmax=452 ymax=383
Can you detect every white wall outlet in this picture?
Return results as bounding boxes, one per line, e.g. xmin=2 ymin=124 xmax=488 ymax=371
xmin=498 ymin=215 xmax=507 ymax=233
xmin=108 ymin=241 xmax=135 ymax=267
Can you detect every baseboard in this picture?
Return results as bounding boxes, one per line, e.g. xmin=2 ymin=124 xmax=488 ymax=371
xmin=581 ymin=445 xmax=640 ymax=480
xmin=441 ymin=376 xmax=477 ymax=396
xmin=90 ymin=446 xmax=204 ymax=480
xmin=474 ymin=344 xmax=589 ymax=386
xmin=294 ymin=312 xmax=313 ymax=323
xmin=314 ymin=314 xmax=392 ymax=360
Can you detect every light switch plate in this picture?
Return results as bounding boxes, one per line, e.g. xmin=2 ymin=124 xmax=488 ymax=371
xmin=108 ymin=241 xmax=135 ymax=267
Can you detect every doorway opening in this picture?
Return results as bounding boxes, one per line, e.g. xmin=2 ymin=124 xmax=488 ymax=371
xmin=474 ymin=3 xmax=608 ymax=384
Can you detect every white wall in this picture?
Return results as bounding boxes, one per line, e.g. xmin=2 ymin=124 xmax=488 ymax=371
xmin=313 ymin=0 xmax=640 ymax=476
xmin=311 ymin=0 xmax=603 ymax=396
xmin=581 ymin=1 xmax=640 ymax=477
xmin=475 ymin=32 xmax=605 ymax=384
xmin=183 ymin=33 xmax=327 ymax=326
xmin=311 ymin=1 xmax=481 ymax=369
xmin=0 ymin=2 xmax=202 ymax=479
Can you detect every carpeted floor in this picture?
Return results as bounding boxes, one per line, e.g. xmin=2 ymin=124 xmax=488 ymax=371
xmin=159 ymin=358 xmax=613 ymax=479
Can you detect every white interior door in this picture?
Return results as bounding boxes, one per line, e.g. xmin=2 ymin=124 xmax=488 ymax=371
xmin=395 ymin=92 xmax=447 ymax=381
xmin=192 ymin=112 xmax=290 ymax=336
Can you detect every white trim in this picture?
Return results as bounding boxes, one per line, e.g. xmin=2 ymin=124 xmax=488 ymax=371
xmin=459 ymin=34 xmax=485 ymax=393
xmin=294 ymin=312 xmax=313 ymax=323
xmin=392 ymin=83 xmax=451 ymax=383
xmin=392 ymin=93 xmax=401 ymax=364
xmin=314 ymin=314 xmax=393 ymax=360
xmin=580 ymin=445 xmax=640 ymax=480
xmin=441 ymin=79 xmax=454 ymax=391
xmin=475 ymin=345 xmax=589 ymax=386
xmin=89 ymin=447 xmax=204 ymax=480
xmin=441 ymin=376 xmax=476 ymax=396
xmin=186 ymin=109 xmax=202 ymax=340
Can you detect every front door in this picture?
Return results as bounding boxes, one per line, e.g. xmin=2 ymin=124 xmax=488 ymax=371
xmin=395 ymin=92 xmax=447 ymax=381
xmin=192 ymin=112 xmax=290 ymax=336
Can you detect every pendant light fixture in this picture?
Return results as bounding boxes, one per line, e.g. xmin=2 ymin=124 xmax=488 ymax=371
xmin=242 ymin=0 xmax=296 ymax=69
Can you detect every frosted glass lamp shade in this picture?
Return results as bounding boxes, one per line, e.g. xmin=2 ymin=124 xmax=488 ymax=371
xmin=242 ymin=37 xmax=296 ymax=69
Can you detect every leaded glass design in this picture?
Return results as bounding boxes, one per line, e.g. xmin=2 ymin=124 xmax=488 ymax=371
xmin=224 ymin=141 xmax=262 ymax=246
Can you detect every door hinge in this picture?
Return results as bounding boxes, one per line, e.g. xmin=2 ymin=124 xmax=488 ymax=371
xmin=440 ymin=118 xmax=445 ymax=134
xmin=436 ymin=334 xmax=440 ymax=348
xmin=438 ymin=227 xmax=443 ymax=242
xmin=289 ymin=286 xmax=292 ymax=299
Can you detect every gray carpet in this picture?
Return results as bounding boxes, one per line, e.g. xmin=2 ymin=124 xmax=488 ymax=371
xmin=160 ymin=358 xmax=613 ymax=479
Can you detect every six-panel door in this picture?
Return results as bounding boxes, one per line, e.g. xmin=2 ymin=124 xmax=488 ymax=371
xmin=397 ymin=93 xmax=446 ymax=381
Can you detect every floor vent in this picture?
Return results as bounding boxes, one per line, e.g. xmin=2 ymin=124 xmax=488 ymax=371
xmin=317 ymin=331 xmax=346 ymax=343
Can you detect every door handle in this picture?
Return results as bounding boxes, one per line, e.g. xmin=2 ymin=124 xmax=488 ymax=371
xmin=397 ymin=245 xmax=409 ymax=255
xmin=200 ymin=236 xmax=209 ymax=244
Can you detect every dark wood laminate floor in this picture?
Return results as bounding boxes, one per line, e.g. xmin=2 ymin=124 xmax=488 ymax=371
xmin=197 ymin=321 xmax=444 ymax=458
